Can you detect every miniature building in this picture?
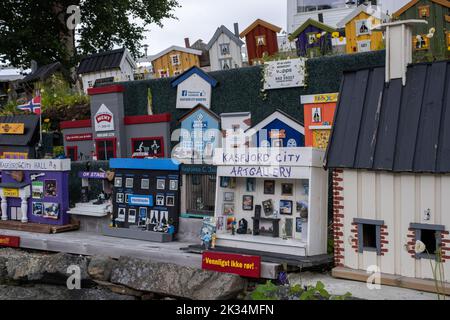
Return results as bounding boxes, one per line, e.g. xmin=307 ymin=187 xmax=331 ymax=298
xmin=170 ymin=66 xmax=218 ymax=110
xmin=174 ymin=105 xmax=221 ymax=218
xmin=61 ymin=85 xmax=172 ymax=161
xmin=240 ymin=19 xmax=282 ymax=65
xmin=189 ymin=39 xmax=211 ymax=71
xmin=326 ymin=21 xmax=450 ymax=286
xmin=0 ymin=115 xmax=40 ymax=159
xmin=247 ymin=110 xmax=305 ymax=148
xmin=393 ymin=0 xmax=450 ymax=61
xmin=220 ymin=112 xmax=252 ymax=149
xmin=0 ymin=159 xmax=71 ymax=227
xmin=150 ymin=45 xmax=203 ymax=78
xmin=103 ymin=158 xmax=181 ymax=242
xmin=301 ymin=93 xmax=339 ymax=149
xmin=288 ymin=18 xmax=337 ymax=58
xmin=77 ymin=48 xmax=136 ymax=93
xmin=206 ymin=24 xmax=245 ymax=71
xmin=337 ymin=4 xmax=389 ymax=54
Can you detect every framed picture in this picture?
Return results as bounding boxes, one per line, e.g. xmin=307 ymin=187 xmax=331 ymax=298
xmin=246 ymin=178 xmax=256 ymax=192
xmin=242 ymin=195 xmax=254 ymax=211
xmin=166 ymin=195 xmax=175 ymax=207
xmin=141 ymin=179 xmax=150 ymax=190
xmin=125 ymin=194 xmax=131 ymax=204
xmin=262 ymin=200 xmax=273 ymax=216
xmin=272 ymin=139 xmax=283 ymax=148
xmin=281 ymin=183 xmax=293 ymax=196
xmin=139 ymin=207 xmax=148 ymax=223
xmin=170 ymin=180 xmax=179 ymax=191
xmin=312 ymin=107 xmax=322 ymax=123
xmin=220 ymin=177 xmax=230 ymax=188
xmin=43 ymin=203 xmax=60 ymax=220
xmin=44 ymin=180 xmax=57 ymax=197
xmin=264 ymin=180 xmax=275 ymax=195
xmin=114 ymin=177 xmax=122 ymax=188
xmin=32 ymin=181 xmax=44 ymax=199
xmin=125 ymin=178 xmax=134 ymax=189
xmin=280 ymin=200 xmax=293 ymax=215
xmin=296 ymin=218 xmax=303 ymax=233
xmin=156 ymin=195 xmax=165 ymax=206
xmin=285 ymin=218 xmax=293 ymax=238
xmin=355 ymin=19 xmax=371 ymax=36
xmin=32 ymin=202 xmax=43 ymax=216
xmin=224 ymin=192 xmax=235 ymax=202
xmin=157 ymin=179 xmax=166 ymax=190
xmin=128 ymin=209 xmax=137 ymax=224
xmin=223 ymin=203 xmax=235 ymax=215
xmin=117 ymin=208 xmax=126 ymax=222
xmin=116 ymin=193 xmax=124 ymax=204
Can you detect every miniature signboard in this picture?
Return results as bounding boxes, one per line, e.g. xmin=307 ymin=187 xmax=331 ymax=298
xmin=0 ymin=123 xmax=25 ymax=135
xmin=0 ymin=236 xmax=20 ymax=248
xmin=95 ymin=104 xmax=115 ymax=132
xmin=263 ymin=58 xmax=306 ymax=90
xmin=0 ymin=159 xmax=71 ymax=171
xmin=202 ymin=251 xmax=261 ymax=278
xmin=78 ymin=172 xmax=107 ymax=179
xmin=66 ymin=133 xmax=93 ymax=142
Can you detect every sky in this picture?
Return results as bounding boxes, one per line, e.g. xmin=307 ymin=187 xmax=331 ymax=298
xmin=142 ymin=0 xmax=411 ymax=56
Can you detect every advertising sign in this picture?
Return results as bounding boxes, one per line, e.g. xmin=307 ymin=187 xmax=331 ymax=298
xmin=131 ymin=137 xmax=164 ymax=158
xmin=78 ymin=172 xmax=107 ymax=179
xmin=202 ymin=251 xmax=261 ymax=278
xmin=176 ymin=74 xmax=212 ymax=109
xmin=94 ymin=104 xmax=115 ymax=132
xmin=0 ymin=123 xmax=25 ymax=135
xmin=128 ymin=195 xmax=154 ymax=207
xmin=263 ymin=58 xmax=305 ymax=90
xmin=66 ymin=133 xmax=93 ymax=142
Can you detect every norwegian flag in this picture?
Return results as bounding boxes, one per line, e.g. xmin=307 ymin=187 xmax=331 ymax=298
xmin=17 ymin=96 xmax=42 ymax=115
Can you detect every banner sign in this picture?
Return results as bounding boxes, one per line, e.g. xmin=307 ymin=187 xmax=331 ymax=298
xmin=128 ymin=195 xmax=154 ymax=207
xmin=0 ymin=159 xmax=71 ymax=172
xmin=264 ymin=58 xmax=305 ymax=90
xmin=66 ymin=133 xmax=93 ymax=142
xmin=0 ymin=236 xmax=20 ymax=248
xmin=78 ymin=172 xmax=107 ymax=179
xmin=0 ymin=123 xmax=25 ymax=135
xmin=176 ymin=74 xmax=212 ymax=109
xmin=202 ymin=251 xmax=261 ymax=278
xmin=3 ymin=188 xmax=19 ymax=198
xmin=94 ymin=104 xmax=115 ymax=132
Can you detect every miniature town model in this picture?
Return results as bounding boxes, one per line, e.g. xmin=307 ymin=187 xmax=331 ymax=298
xmin=206 ymin=24 xmax=245 ymax=71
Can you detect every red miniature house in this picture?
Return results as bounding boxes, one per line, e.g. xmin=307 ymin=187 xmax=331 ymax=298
xmin=301 ymin=93 xmax=339 ymax=150
xmin=240 ymin=19 xmax=282 ymax=65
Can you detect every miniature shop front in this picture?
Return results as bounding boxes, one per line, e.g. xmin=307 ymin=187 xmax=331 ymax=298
xmin=103 ymin=158 xmax=181 ymax=242
xmin=210 ymin=111 xmax=329 ymax=257
xmin=0 ymin=159 xmax=75 ymax=233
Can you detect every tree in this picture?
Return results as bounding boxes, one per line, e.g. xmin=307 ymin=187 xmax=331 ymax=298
xmin=0 ymin=0 xmax=180 ymax=69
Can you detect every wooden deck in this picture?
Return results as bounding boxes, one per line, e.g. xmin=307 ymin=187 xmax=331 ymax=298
xmin=0 ymin=220 xmax=80 ymax=234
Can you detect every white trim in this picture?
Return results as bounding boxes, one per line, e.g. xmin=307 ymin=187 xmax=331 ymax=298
xmin=309 ymin=125 xmax=332 ymax=130
xmin=150 ymin=46 xmax=202 ymax=62
xmin=248 ymin=111 xmax=305 ymax=136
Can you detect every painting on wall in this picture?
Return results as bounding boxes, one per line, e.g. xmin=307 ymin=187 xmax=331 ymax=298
xmin=242 ymin=195 xmax=254 ymax=211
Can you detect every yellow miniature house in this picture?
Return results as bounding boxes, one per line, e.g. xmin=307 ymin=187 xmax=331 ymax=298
xmin=150 ymin=45 xmax=202 ymax=78
xmin=337 ymin=5 xmax=389 ymax=54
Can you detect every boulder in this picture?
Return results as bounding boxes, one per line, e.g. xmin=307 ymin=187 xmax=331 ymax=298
xmin=111 ymin=257 xmax=247 ymax=300
xmin=88 ymin=256 xmax=116 ymax=281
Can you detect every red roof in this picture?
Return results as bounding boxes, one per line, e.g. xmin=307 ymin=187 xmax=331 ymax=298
xmin=124 ymin=113 xmax=171 ymax=125
xmin=87 ymin=85 xmax=125 ymax=96
xmin=60 ymin=119 xmax=92 ymax=130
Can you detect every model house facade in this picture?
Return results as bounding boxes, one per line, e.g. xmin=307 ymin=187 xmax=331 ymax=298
xmin=240 ymin=19 xmax=282 ymax=65
xmin=150 ymin=46 xmax=202 ymax=78
xmin=77 ymin=48 xmax=136 ymax=93
xmin=337 ymin=5 xmax=389 ymax=54
xmin=206 ymin=24 xmax=244 ymax=71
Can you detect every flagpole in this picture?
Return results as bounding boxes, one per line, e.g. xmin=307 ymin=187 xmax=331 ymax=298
xmin=37 ymin=89 xmax=42 ymax=155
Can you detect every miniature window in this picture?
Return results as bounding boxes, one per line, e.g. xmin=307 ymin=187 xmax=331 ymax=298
xmin=355 ymin=19 xmax=371 ymax=36
xmin=185 ymin=174 xmax=216 ymax=216
xmin=66 ymin=146 xmax=78 ymax=162
xmin=357 ymin=40 xmax=371 ymax=53
xmin=418 ymin=5 xmax=430 ymax=18
xmin=414 ymin=35 xmax=429 ymax=50
xmin=87 ymin=81 xmax=93 ymax=88
xmin=159 ymin=69 xmax=169 ymax=78
xmin=220 ymin=58 xmax=232 ymax=70
xmin=307 ymin=33 xmax=318 ymax=45
xmin=256 ymin=35 xmax=266 ymax=46
xmin=220 ymin=43 xmax=230 ymax=56
xmin=141 ymin=179 xmax=150 ymax=190
xmin=171 ymin=54 xmax=181 ymax=66
xmin=125 ymin=178 xmax=134 ymax=189
xmin=354 ymin=219 xmax=383 ymax=255
xmin=173 ymin=70 xmax=182 ymax=76
xmin=410 ymin=223 xmax=444 ymax=260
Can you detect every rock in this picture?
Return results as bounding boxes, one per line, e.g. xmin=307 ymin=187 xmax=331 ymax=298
xmin=94 ymin=280 xmax=144 ymax=297
xmin=111 ymin=257 xmax=247 ymax=300
xmin=0 ymin=284 xmax=136 ymax=300
xmin=88 ymin=256 xmax=116 ymax=281
xmin=0 ymin=249 xmax=91 ymax=284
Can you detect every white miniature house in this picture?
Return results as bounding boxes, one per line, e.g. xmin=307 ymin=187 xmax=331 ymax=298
xmin=206 ymin=24 xmax=244 ymax=71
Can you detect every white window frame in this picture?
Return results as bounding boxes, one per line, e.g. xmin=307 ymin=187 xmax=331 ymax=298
xmin=219 ymin=43 xmax=231 ymax=56
xmin=171 ymin=54 xmax=181 ymax=66
xmin=159 ymin=69 xmax=169 ymax=78
xmin=357 ymin=40 xmax=372 ymax=53
xmin=355 ymin=19 xmax=372 ymax=36
xmin=220 ymin=58 xmax=233 ymax=70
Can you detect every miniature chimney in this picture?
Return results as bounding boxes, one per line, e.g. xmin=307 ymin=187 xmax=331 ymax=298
xmin=234 ymin=23 xmax=240 ymax=38
xmin=184 ymin=37 xmax=191 ymax=48
xmin=375 ymin=20 xmax=428 ymax=86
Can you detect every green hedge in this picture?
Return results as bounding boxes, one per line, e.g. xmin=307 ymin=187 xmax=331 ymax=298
xmin=122 ymin=50 xmax=385 ymax=129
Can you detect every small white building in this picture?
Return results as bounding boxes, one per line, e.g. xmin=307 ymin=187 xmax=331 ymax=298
xmin=326 ymin=20 xmax=450 ymax=292
xmin=206 ymin=24 xmax=244 ymax=71
xmin=77 ymin=48 xmax=136 ymax=93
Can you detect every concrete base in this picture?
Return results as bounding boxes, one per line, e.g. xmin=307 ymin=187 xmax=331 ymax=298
xmin=102 ymin=226 xmax=173 ymax=243
xmin=332 ymin=267 xmax=450 ymax=296
xmin=71 ymin=214 xmax=110 ymax=233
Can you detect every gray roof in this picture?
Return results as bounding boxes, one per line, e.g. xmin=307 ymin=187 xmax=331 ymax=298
xmin=206 ymin=25 xmax=245 ymax=51
xmin=0 ymin=115 xmax=40 ymax=146
xmin=325 ymin=60 xmax=450 ymax=174
xmin=22 ymin=62 xmax=63 ymax=83
xmin=78 ymin=48 xmax=126 ymax=74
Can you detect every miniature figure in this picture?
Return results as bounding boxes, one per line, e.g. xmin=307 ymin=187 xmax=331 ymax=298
xmin=201 ymin=231 xmax=212 ymax=250
xmin=211 ymin=233 xmax=217 ymax=249
xmin=231 ymin=217 xmax=237 ymax=235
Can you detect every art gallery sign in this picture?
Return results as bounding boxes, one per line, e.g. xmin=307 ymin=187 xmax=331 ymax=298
xmin=213 ymin=147 xmax=324 ymax=179
xmin=171 ymin=67 xmax=218 ymax=110
xmin=263 ymin=58 xmax=306 ymax=90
